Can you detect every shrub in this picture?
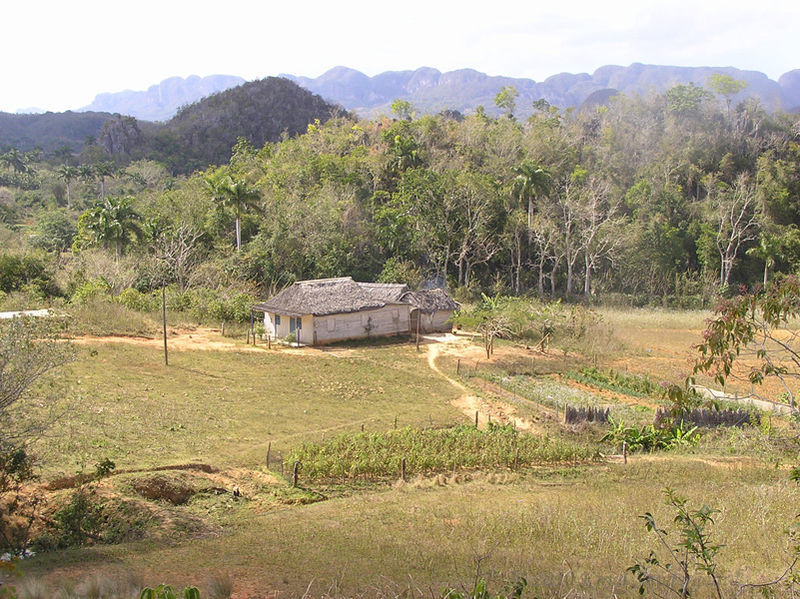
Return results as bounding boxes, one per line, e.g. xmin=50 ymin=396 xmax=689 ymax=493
xmin=70 ymin=277 xmax=111 ymax=304
xmin=116 ymin=288 xmax=160 ymax=312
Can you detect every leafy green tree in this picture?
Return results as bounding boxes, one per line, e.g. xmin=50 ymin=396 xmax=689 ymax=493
xmin=707 ymin=73 xmax=747 ymax=117
xmin=75 ymin=196 xmax=144 ymax=260
xmin=204 ymin=167 xmax=261 ymax=251
xmin=31 ymin=209 xmax=77 ymax=254
xmin=390 ymin=98 xmax=415 ymax=121
xmin=665 ymin=83 xmax=713 ymax=115
xmin=494 ymin=86 xmax=519 ymax=119
xmin=746 ymin=226 xmax=800 ymax=285
xmin=512 ymin=162 xmax=551 ymax=232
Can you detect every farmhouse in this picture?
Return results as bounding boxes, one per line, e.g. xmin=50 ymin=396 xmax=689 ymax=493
xmin=252 ymin=277 xmax=457 ymax=345
xmin=402 ymin=288 xmax=460 ymax=333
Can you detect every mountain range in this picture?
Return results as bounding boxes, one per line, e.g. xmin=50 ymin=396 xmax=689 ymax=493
xmin=79 ymin=64 xmax=800 ymax=122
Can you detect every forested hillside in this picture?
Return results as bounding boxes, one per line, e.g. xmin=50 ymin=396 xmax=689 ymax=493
xmin=0 ymin=110 xmax=116 ymax=153
xmin=0 ymin=77 xmax=798 ymax=315
xmin=1 ymin=78 xmax=340 ymax=174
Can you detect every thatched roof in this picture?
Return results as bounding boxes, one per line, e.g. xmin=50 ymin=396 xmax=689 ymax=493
xmin=401 ymin=289 xmax=459 ymax=313
xmin=253 ymin=277 xmax=384 ymax=317
xmin=358 ymin=282 xmax=410 ymax=303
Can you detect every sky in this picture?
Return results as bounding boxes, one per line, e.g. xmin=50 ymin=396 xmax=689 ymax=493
xmin=3 ymin=0 xmax=798 ymax=113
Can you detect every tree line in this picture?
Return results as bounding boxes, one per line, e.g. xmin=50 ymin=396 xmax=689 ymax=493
xmin=1 ymin=75 xmax=799 ymax=307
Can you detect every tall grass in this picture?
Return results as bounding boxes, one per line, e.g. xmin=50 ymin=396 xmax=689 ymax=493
xmin=287 ymin=424 xmax=596 ymax=482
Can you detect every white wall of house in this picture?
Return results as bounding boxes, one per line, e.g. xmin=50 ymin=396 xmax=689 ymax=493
xmin=262 ymin=312 xmax=310 ymax=340
xmin=412 ymin=310 xmax=455 ymax=333
xmin=312 ymin=304 xmax=410 ymax=344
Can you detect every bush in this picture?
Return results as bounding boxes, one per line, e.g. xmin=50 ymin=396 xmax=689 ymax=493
xmin=116 ymin=288 xmax=160 ymax=312
xmin=70 ymin=277 xmax=111 ymax=304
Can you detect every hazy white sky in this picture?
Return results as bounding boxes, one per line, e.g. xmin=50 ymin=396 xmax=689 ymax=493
xmin=3 ymin=0 xmax=798 ymax=113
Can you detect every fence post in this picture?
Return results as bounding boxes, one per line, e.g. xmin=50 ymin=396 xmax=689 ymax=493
xmin=457 ymin=359 xmax=461 ymax=375
xmin=394 ymin=415 xmax=398 ymax=429
xmin=623 ymin=441 xmax=628 ymax=465
xmin=266 ymin=441 xmax=271 ymax=468
xmin=361 ymin=423 xmax=365 ymax=432
xmin=514 ymin=447 xmax=519 ymax=471
xmin=292 ymin=461 xmax=299 ymax=487
xmin=475 ymin=410 xmax=479 ymax=428
xmin=401 ymin=457 xmax=407 ymax=482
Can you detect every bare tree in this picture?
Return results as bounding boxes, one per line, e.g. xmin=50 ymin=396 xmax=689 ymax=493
xmin=154 ymin=224 xmax=204 ymax=292
xmin=708 ymin=173 xmax=761 ymax=287
xmin=578 ymin=176 xmax=626 ymax=296
xmin=554 ymin=175 xmax=581 ymax=296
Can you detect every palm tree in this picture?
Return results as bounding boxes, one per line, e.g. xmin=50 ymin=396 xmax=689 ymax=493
xmin=0 ymin=149 xmax=27 ymax=174
xmin=82 ymin=196 xmax=143 ymax=260
xmin=205 ymin=168 xmax=261 ymax=251
xmin=56 ymin=165 xmax=79 ymax=209
xmin=512 ymin=162 xmax=552 ymax=232
xmin=93 ymin=161 xmax=116 ymax=200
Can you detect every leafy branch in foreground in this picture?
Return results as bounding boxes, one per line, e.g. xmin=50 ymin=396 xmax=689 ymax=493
xmin=631 ymin=488 xmax=800 ymax=598
xmin=629 ymin=489 xmax=724 ymax=598
xmin=694 ymin=276 xmax=800 ymax=409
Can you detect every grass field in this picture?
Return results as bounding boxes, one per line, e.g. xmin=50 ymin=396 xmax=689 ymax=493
xmin=7 ymin=306 xmax=800 ymax=598
xmin=36 ymin=340 xmax=463 ymax=474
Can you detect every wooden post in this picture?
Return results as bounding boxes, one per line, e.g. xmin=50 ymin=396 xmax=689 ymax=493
xmin=475 ymin=410 xmax=479 ymax=428
xmin=457 ymin=359 xmax=461 ymax=375
xmin=268 ymin=334 xmax=271 ymax=349
xmin=394 ymin=415 xmax=398 ymax=429
xmin=292 ymin=461 xmax=299 ymax=487
xmin=623 ymin=441 xmax=628 ymax=465
xmin=249 ymin=310 xmax=254 ymax=344
xmin=161 ymin=284 xmax=168 ymax=367
xmin=266 ymin=442 xmax=271 ymax=468
xmin=514 ymin=447 xmax=519 ymax=471
xmin=361 ymin=423 xmax=365 ymax=432
xmin=401 ymin=457 xmax=407 ymax=482
xmin=415 ymin=314 xmax=421 ymax=351
xmin=221 ymin=321 xmax=226 ymax=336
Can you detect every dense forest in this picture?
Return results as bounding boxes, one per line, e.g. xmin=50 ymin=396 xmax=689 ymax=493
xmin=1 ymin=74 xmax=799 ymax=318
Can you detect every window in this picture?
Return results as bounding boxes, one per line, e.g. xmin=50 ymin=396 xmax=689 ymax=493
xmin=274 ymin=314 xmax=281 ymax=326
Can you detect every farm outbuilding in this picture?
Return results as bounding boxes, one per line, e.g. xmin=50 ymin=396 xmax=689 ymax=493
xmin=401 ymin=289 xmax=459 ymax=333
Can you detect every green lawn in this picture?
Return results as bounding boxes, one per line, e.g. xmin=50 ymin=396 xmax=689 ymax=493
xmin=36 ymin=340 xmax=463 ymax=475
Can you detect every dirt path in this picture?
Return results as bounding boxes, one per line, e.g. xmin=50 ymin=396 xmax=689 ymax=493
xmin=71 ymin=328 xmax=265 ymax=353
xmin=426 ymin=336 xmax=540 ymax=432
